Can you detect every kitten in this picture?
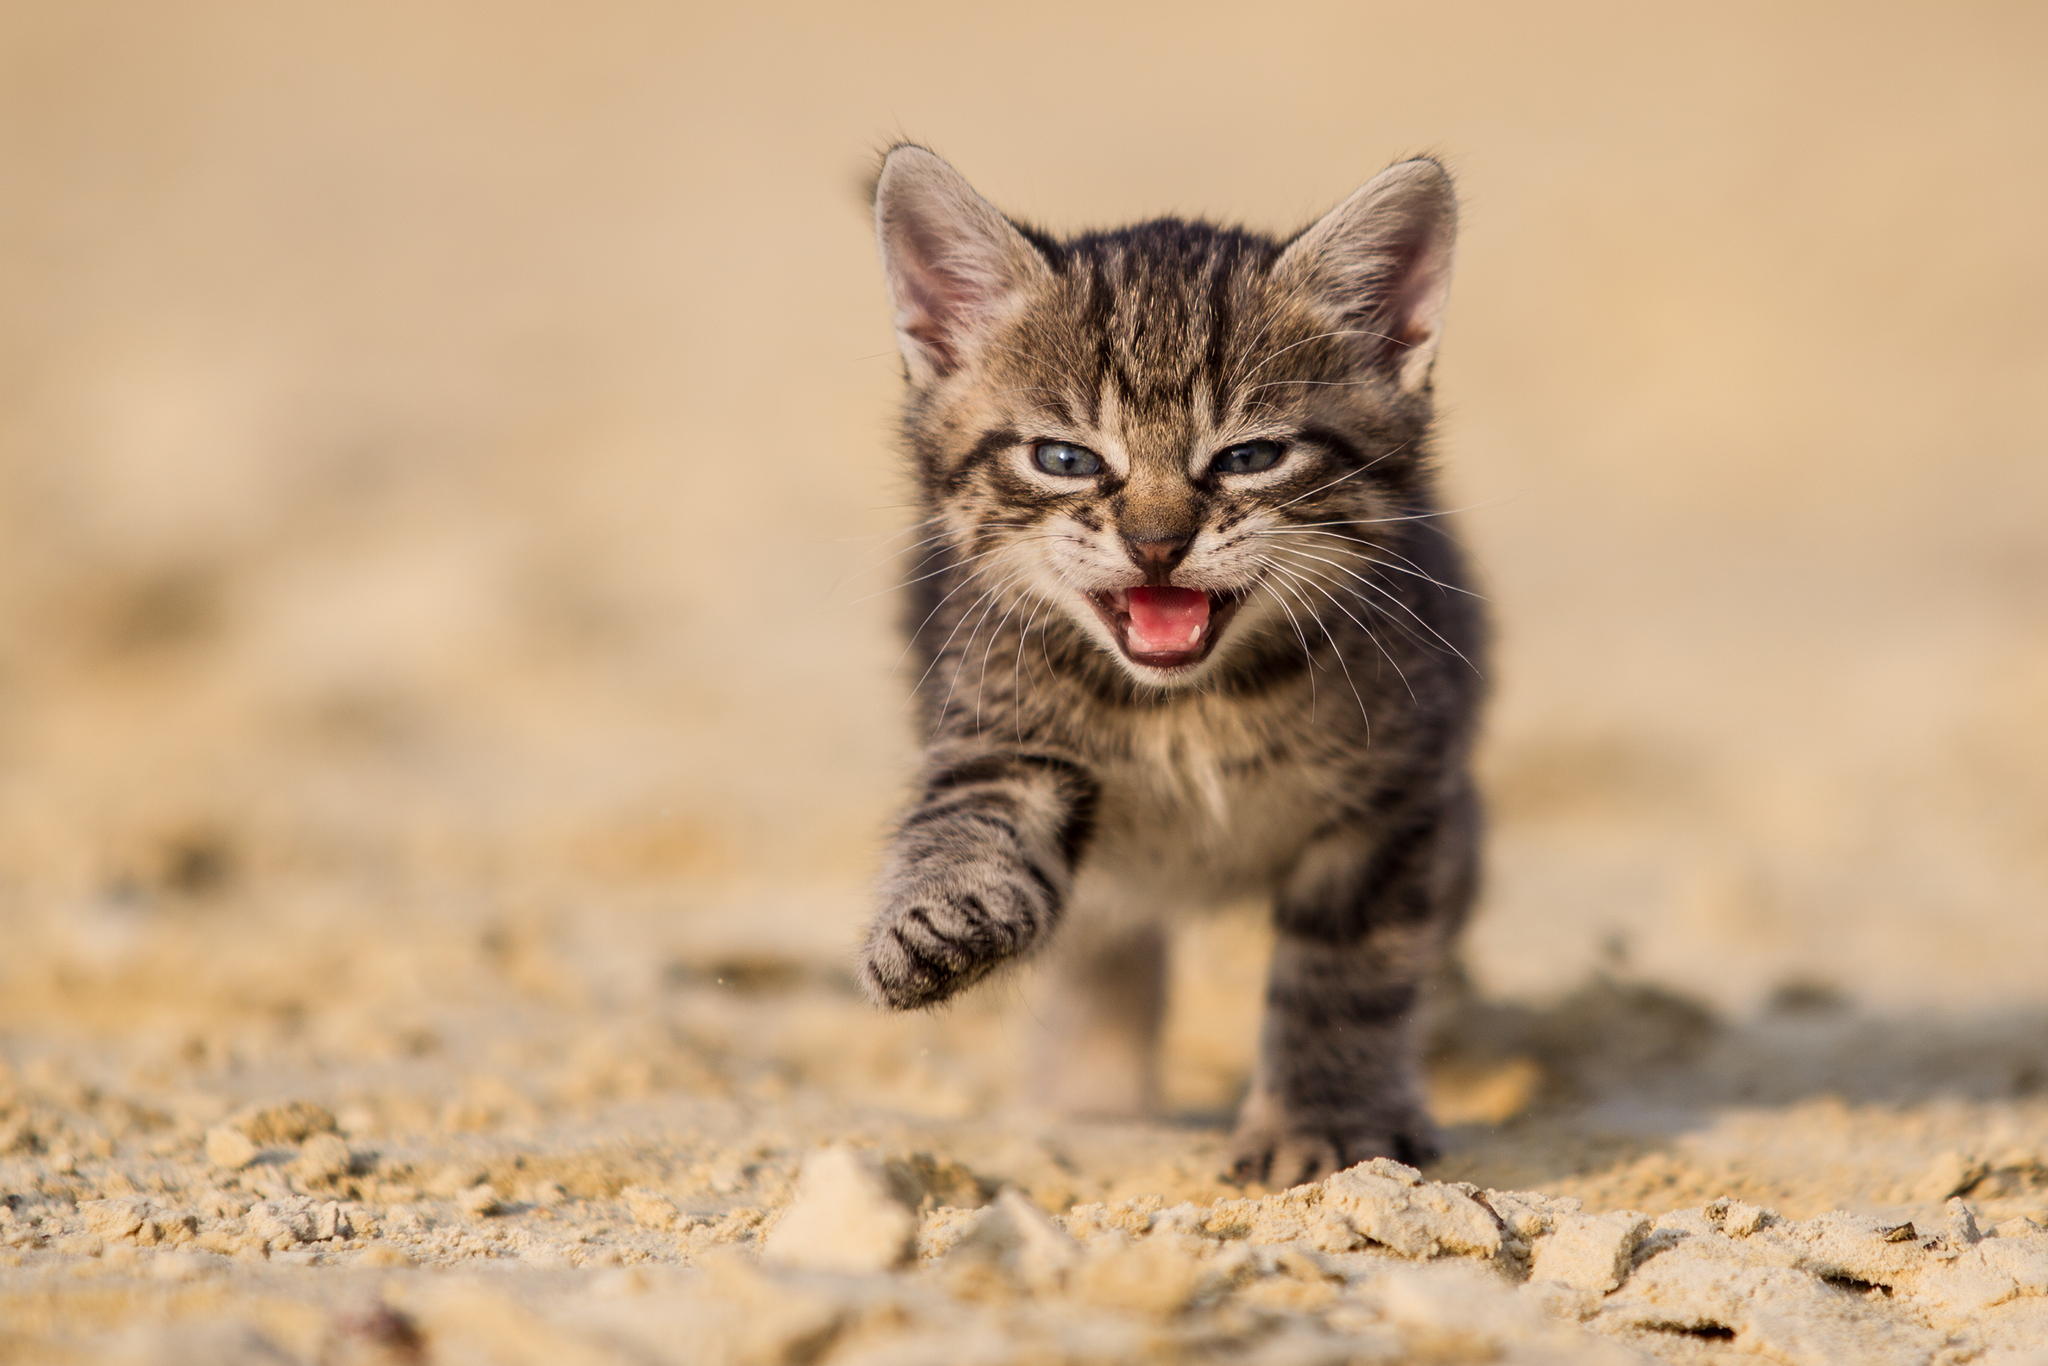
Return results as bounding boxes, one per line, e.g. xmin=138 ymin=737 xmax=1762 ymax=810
xmin=858 ymin=146 xmax=1487 ymax=1185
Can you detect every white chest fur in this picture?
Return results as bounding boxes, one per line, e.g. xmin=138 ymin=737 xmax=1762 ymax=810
xmin=1075 ymin=703 xmax=1327 ymax=917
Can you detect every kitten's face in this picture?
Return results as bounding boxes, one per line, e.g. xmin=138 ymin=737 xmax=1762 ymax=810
xmin=876 ymin=149 xmax=1455 ymax=688
xmin=926 ymin=276 xmax=1418 ymax=685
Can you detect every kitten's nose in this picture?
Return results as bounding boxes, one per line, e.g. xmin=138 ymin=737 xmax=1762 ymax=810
xmin=1123 ymin=531 xmax=1191 ymax=583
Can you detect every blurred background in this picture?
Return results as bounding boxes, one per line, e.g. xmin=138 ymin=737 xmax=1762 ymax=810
xmin=2 ymin=0 xmax=2045 ymax=1089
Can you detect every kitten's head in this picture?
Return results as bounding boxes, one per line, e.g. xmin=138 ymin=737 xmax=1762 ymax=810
xmin=874 ymin=145 xmax=1457 ymax=688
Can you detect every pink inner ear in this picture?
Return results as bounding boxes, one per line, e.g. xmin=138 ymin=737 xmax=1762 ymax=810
xmin=890 ymin=222 xmax=1002 ymax=375
xmin=1388 ymin=256 xmax=1447 ymax=351
xmin=896 ymin=267 xmax=961 ymax=370
xmin=1322 ymin=236 xmax=1450 ymax=387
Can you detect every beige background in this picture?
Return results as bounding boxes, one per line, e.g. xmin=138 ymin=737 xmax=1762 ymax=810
xmin=4 ymin=0 xmax=2043 ymax=995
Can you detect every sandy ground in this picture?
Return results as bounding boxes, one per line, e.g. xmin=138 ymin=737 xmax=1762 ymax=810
xmin=2 ymin=801 xmax=2046 ymax=1364
xmin=4 ymin=1 xmax=2048 ymax=1362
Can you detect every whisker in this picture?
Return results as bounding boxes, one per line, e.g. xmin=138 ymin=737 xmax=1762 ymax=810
xmin=851 ymin=540 xmax=1016 ymax=605
xmin=972 ymin=582 xmax=1036 ymax=735
xmin=1267 ymin=443 xmax=1412 ymax=512
xmin=936 ymin=585 xmax=1008 ymax=734
xmin=893 ymin=556 xmax=1006 ymax=671
xmin=1274 ymin=491 xmax=1515 ymax=529
xmin=1264 ymin=551 xmax=1419 ymax=704
xmin=1235 ymin=327 xmax=1411 ymax=389
xmin=1246 ymin=555 xmax=1322 ymax=718
xmin=1242 ymin=376 xmax=1380 ymax=396
xmin=855 ymin=526 xmax=1069 ymax=605
xmin=830 ymin=512 xmax=941 ymax=545
xmin=827 ymin=517 xmax=966 ymax=594
xmin=1012 ymin=594 xmax=1053 ymax=744
xmin=917 ymin=565 xmax=1032 ymax=714
xmin=1270 ymin=545 xmax=1478 ymax=680
xmin=1255 ymin=556 xmax=1373 ymax=734
xmin=1248 ymin=528 xmax=1486 ymax=599
xmin=1038 ymin=595 xmax=1064 ymax=681
xmin=954 ymin=569 xmax=1043 ymax=719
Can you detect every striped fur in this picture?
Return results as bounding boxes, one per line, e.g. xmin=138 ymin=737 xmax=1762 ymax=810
xmin=860 ymin=147 xmax=1488 ymax=1183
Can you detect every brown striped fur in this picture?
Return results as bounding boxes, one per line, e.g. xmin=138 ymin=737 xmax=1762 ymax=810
xmin=860 ymin=146 xmax=1487 ymax=1183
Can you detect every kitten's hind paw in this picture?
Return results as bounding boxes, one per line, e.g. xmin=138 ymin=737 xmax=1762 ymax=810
xmin=1226 ymin=1116 xmax=1443 ymax=1189
xmin=857 ymin=887 xmax=1035 ymax=1010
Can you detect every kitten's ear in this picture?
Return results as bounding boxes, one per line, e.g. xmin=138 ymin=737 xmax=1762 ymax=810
xmin=1275 ymin=159 xmax=1458 ymax=393
xmin=873 ymin=146 xmax=1051 ymax=384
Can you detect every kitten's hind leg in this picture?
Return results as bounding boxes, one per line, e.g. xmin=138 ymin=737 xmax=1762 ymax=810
xmin=1026 ymin=918 xmax=1167 ymax=1119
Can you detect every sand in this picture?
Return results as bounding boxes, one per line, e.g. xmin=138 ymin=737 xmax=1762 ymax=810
xmin=4 ymin=0 xmax=2047 ymax=1361
xmin=3 ymin=844 xmax=2045 ymax=1363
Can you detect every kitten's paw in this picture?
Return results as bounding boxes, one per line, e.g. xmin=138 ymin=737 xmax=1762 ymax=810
xmin=858 ymin=885 xmax=1035 ymax=1010
xmin=1226 ymin=1113 xmax=1443 ymax=1188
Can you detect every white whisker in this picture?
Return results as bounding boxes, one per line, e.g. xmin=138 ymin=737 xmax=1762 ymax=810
xmin=972 ymin=582 xmax=1036 ymax=735
xmin=828 ymin=517 xmax=968 ymax=594
xmin=920 ymin=566 xmax=1033 ymax=723
xmin=1254 ymin=556 xmax=1374 ymax=735
xmin=1248 ymin=528 xmax=1486 ymax=599
xmin=1270 ymin=545 xmax=1479 ymax=680
xmin=1248 ymin=556 xmax=1322 ymax=718
xmin=1263 ymin=551 xmax=1420 ymax=704
xmin=1236 ymin=327 xmax=1411 ymax=389
xmin=1266 ymin=442 xmax=1412 ymax=512
xmin=893 ymin=554 xmax=1007 ymax=672
xmin=1274 ymin=491 xmax=1514 ymax=528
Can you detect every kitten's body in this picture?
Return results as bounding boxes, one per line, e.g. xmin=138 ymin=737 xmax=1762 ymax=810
xmin=862 ymin=148 xmax=1486 ymax=1183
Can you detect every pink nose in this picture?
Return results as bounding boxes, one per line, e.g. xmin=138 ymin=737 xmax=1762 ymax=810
xmin=1123 ymin=532 xmax=1191 ymax=581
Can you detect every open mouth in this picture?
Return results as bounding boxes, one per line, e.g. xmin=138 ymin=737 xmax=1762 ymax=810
xmin=1085 ymin=586 xmax=1244 ymax=670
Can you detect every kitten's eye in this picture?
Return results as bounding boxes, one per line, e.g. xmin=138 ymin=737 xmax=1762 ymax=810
xmin=1032 ymin=441 xmax=1104 ymax=478
xmin=1210 ymin=440 xmax=1286 ymax=475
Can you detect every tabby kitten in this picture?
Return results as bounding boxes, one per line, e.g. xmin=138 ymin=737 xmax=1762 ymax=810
xmin=858 ymin=146 xmax=1486 ymax=1184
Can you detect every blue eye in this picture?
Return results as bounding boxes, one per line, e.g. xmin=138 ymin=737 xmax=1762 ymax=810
xmin=1032 ymin=441 xmax=1104 ymax=478
xmin=1210 ymin=440 xmax=1285 ymax=475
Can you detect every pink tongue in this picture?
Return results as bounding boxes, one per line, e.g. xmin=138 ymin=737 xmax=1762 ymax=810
xmin=1125 ymin=586 xmax=1211 ymax=655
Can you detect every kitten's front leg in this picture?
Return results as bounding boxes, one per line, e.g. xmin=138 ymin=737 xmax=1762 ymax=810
xmin=1231 ymin=795 xmax=1476 ymax=1185
xmin=860 ymin=746 xmax=1099 ymax=1010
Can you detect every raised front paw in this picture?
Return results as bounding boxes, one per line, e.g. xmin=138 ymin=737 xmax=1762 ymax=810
xmin=1227 ymin=1112 xmax=1443 ymax=1188
xmin=858 ymin=878 xmax=1042 ymax=1010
